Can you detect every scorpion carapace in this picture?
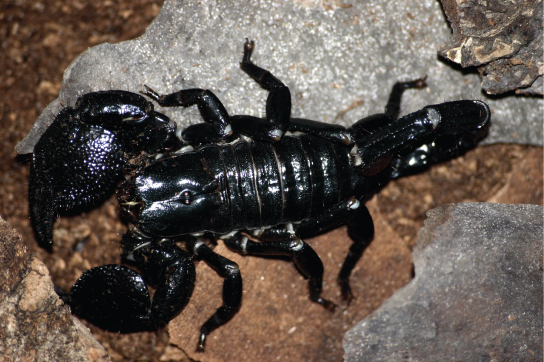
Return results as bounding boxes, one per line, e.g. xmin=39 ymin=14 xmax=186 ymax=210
xmin=28 ymin=40 xmax=490 ymax=351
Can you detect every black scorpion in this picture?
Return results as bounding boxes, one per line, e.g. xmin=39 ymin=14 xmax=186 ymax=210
xmin=28 ymin=40 xmax=490 ymax=351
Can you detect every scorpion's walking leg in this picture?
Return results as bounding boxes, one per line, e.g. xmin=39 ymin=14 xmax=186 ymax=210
xmin=338 ymin=205 xmax=374 ymax=302
xmin=230 ymin=39 xmax=291 ymax=142
xmin=69 ymin=236 xmax=196 ymax=333
xmin=189 ymin=239 xmax=243 ymax=352
xmin=288 ymin=117 xmax=353 ymax=145
xmin=295 ymin=197 xmax=372 ymax=302
xmin=142 ymin=86 xmax=232 ymax=144
xmin=349 ymin=77 xmax=428 ymax=139
xmin=384 ymin=77 xmax=427 ymax=120
xmin=225 ymin=197 xmax=363 ymax=309
xmin=224 ymin=232 xmax=336 ymax=311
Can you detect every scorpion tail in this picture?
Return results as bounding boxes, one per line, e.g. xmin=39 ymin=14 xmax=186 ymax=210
xmin=389 ymin=101 xmax=491 ymax=178
xmin=349 ymin=100 xmax=491 ymax=176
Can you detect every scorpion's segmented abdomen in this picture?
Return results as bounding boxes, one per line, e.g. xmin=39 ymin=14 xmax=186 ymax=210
xmin=222 ymin=135 xmax=359 ymax=230
xmin=273 ymin=136 xmax=312 ymax=221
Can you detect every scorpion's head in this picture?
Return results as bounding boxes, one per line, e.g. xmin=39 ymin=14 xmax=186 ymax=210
xmin=29 ymin=90 xmax=182 ymax=249
xmin=120 ymin=147 xmax=231 ymax=237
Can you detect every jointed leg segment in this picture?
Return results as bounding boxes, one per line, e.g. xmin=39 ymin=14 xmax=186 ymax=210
xmin=190 ymin=239 xmax=243 ymax=352
xmin=230 ymin=39 xmax=292 ymax=142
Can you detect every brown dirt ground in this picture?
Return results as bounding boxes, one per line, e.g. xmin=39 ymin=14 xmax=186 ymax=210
xmin=1 ymin=1 xmax=542 ymax=361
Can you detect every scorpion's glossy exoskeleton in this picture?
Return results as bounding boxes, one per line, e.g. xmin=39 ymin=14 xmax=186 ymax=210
xmin=28 ymin=40 xmax=490 ymax=351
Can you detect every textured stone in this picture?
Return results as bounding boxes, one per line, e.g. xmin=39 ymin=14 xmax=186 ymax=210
xmin=0 ymin=217 xmax=110 ymax=362
xmin=344 ymin=203 xmax=543 ymax=362
xmin=439 ymin=0 xmax=543 ymax=95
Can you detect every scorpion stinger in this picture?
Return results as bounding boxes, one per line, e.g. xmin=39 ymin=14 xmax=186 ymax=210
xmin=28 ymin=40 xmax=490 ymax=351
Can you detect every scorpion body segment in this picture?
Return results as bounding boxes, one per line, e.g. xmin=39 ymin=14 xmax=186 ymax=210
xmin=28 ymin=40 xmax=490 ymax=351
xmin=121 ymin=133 xmax=377 ymax=237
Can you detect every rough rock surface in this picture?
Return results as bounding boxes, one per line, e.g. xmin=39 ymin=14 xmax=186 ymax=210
xmin=438 ymin=0 xmax=543 ymax=95
xmin=344 ymin=203 xmax=543 ymax=362
xmin=0 ymin=217 xmax=110 ymax=361
xmin=16 ymin=0 xmax=543 ymax=156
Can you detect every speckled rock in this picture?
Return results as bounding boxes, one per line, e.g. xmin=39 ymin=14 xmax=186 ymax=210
xmin=344 ymin=203 xmax=543 ymax=362
xmin=0 ymin=217 xmax=110 ymax=362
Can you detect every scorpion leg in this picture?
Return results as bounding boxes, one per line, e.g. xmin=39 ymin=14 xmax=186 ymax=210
xmin=69 ymin=235 xmax=195 ymax=333
xmin=349 ymin=77 xmax=427 ymax=138
xmin=189 ymin=239 xmax=243 ymax=352
xmin=142 ymin=86 xmax=232 ymax=145
xmin=230 ymin=39 xmax=291 ymax=142
xmin=295 ymin=197 xmax=361 ymax=237
xmin=224 ymin=231 xmax=337 ymax=311
xmin=339 ymin=205 xmax=374 ymax=303
xmin=233 ymin=197 xmax=366 ymax=309
xmin=288 ymin=117 xmax=352 ymax=145
xmin=295 ymin=197 xmax=371 ymax=302
xmin=384 ymin=77 xmax=427 ymax=120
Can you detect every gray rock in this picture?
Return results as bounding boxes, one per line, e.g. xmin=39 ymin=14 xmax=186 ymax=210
xmin=344 ymin=203 xmax=543 ymax=362
xmin=0 ymin=217 xmax=110 ymax=362
xmin=16 ymin=0 xmax=543 ymax=155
